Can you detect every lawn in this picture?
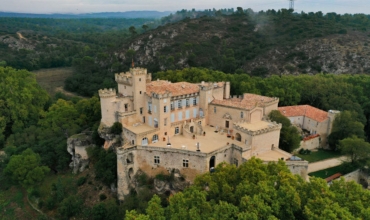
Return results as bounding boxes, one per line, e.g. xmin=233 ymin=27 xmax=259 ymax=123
xmin=309 ymin=165 xmax=344 ymax=179
xmin=295 ymin=149 xmax=342 ymax=163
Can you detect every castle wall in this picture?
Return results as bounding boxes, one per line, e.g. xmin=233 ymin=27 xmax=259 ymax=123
xmin=212 ymin=86 xmax=224 ymax=100
xmin=298 ymin=136 xmax=320 ymax=151
xmin=263 ymin=101 xmax=279 ymax=116
xmin=208 ymin=104 xmax=261 ymax=129
xmin=250 ymin=129 xmax=281 ymax=156
xmin=286 ymin=160 xmax=309 ymax=180
xmin=116 ymin=144 xmax=243 ymax=200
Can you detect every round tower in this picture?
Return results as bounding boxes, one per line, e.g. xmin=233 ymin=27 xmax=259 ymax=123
xmin=99 ymin=88 xmax=117 ymax=126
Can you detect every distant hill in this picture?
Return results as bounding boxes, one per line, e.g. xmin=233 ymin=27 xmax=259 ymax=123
xmin=117 ymin=9 xmax=370 ymax=75
xmin=0 ymin=11 xmax=172 ymax=19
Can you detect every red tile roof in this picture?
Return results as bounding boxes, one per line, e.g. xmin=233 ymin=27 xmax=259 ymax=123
xmin=211 ymin=93 xmax=277 ymax=110
xmin=146 ymin=81 xmax=200 ymax=96
xmin=325 ymin=173 xmax=342 ymax=182
xmin=278 ymin=105 xmax=328 ymax=122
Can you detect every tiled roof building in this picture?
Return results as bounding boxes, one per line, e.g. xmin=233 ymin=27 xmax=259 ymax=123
xmin=278 ymin=105 xmax=339 ymax=147
xmin=98 ymin=67 xmax=308 ymax=200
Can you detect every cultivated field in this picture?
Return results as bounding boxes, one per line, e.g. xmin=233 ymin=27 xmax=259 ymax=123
xmin=33 ymin=67 xmax=82 ymax=97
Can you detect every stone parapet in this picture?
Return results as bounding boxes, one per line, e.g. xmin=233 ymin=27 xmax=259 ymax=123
xmin=233 ymin=120 xmax=282 ymax=136
xmin=99 ymin=88 xmax=116 ymax=98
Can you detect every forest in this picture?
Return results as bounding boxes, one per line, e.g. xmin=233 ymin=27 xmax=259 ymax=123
xmin=2 ymin=8 xmax=370 ymax=219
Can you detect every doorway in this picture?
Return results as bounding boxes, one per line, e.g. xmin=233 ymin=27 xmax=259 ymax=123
xmin=209 ymin=156 xmax=216 ymax=170
xmin=190 ymin=126 xmax=194 ymax=133
xmin=225 ymin=120 xmax=229 ymax=128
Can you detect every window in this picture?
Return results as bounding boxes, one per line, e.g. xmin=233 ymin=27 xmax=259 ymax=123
xmin=164 ymin=118 xmax=167 ymax=126
xmin=124 ymin=104 xmax=128 ymax=111
xmin=140 ymin=91 xmax=142 ymax=94
xmin=214 ymin=107 xmax=216 ymax=113
xmin=148 ymin=102 xmax=152 ymax=113
xmin=152 ymin=134 xmax=158 ymax=143
xmin=139 ymin=78 xmax=141 ymax=81
xmin=171 ymin=102 xmax=174 ymax=111
xmin=178 ymin=100 xmax=182 ymax=108
xmin=154 ymin=156 xmax=160 ymax=164
xmin=164 ymin=106 xmax=167 ymax=113
xmin=175 ymin=127 xmax=179 ymax=134
xmin=193 ymin=98 xmax=197 ymax=106
xmin=186 ymin=99 xmax=189 ymax=107
xmin=233 ymin=158 xmax=238 ymax=167
xmin=183 ymin=159 xmax=189 ymax=167
xmin=241 ymin=112 xmax=244 ymax=118
xmin=140 ymin=107 xmax=143 ymax=114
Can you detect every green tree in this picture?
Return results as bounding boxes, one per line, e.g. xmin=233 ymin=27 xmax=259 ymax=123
xmin=328 ymin=111 xmax=365 ymax=150
xmin=58 ymin=195 xmax=83 ymax=219
xmin=129 ymin=26 xmax=137 ymax=36
xmin=338 ymin=136 xmax=370 ymax=164
xmin=142 ymin=24 xmax=149 ymax=32
xmin=4 ymin=148 xmax=50 ymax=187
xmin=111 ymin=122 xmax=123 ymax=134
xmin=269 ymin=110 xmax=301 ymax=152
xmin=0 ymin=67 xmax=49 ymax=147
xmin=146 ymin=195 xmax=165 ymax=220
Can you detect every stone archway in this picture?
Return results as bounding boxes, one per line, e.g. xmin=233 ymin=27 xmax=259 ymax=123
xmin=235 ymin=133 xmax=241 ymax=142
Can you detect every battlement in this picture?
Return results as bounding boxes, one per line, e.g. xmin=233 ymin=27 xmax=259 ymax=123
xmin=115 ymin=73 xmax=133 ymax=85
xmin=99 ymin=88 xmax=116 ymax=98
xmin=233 ymin=120 xmax=281 ymax=136
xmin=130 ymin=67 xmax=147 ymax=75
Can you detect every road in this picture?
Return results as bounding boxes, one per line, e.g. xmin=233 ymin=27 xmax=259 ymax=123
xmin=307 ymin=156 xmax=349 ymax=173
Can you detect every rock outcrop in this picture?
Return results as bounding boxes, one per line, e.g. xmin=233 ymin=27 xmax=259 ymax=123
xmin=67 ymin=132 xmax=94 ymax=174
xmin=98 ymin=123 xmax=122 ymax=149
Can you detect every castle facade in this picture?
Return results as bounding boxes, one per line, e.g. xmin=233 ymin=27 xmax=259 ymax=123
xmin=99 ymin=67 xmax=308 ymax=199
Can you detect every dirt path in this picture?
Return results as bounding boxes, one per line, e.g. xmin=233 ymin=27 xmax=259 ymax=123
xmin=17 ymin=32 xmax=27 ymax=40
xmin=308 ymin=156 xmax=349 ymax=173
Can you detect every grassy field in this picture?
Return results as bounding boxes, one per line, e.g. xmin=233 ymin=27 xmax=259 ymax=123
xmin=33 ymin=67 xmax=83 ymax=97
xmin=309 ymin=166 xmax=344 ymax=179
xmin=295 ymin=149 xmax=342 ymax=163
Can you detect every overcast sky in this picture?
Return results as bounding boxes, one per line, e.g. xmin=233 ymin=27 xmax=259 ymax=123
xmin=1 ymin=0 xmax=368 ymax=14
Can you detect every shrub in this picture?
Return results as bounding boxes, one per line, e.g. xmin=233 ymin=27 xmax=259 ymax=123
xmin=99 ymin=194 xmax=107 ymax=201
xmin=77 ymin=176 xmax=87 ymax=186
xmin=110 ymin=122 xmax=123 ymax=134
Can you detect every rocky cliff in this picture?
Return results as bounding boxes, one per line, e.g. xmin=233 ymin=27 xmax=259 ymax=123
xmin=118 ymin=13 xmax=370 ymax=75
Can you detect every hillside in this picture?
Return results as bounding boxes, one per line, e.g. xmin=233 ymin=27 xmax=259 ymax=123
xmin=118 ymin=9 xmax=370 ymax=75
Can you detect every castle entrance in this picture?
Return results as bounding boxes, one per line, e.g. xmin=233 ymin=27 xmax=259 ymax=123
xmin=225 ymin=120 xmax=229 ymax=128
xmin=209 ymin=156 xmax=216 ymax=170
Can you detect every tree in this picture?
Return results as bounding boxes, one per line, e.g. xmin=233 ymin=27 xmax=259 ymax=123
xmin=110 ymin=122 xmax=123 ymax=134
xmin=4 ymin=148 xmax=50 ymax=187
xmin=0 ymin=67 xmax=49 ymax=147
xmin=338 ymin=136 xmax=370 ymax=164
xmin=269 ymin=110 xmax=301 ymax=152
xmin=328 ymin=111 xmax=365 ymax=150
xmin=129 ymin=26 xmax=137 ymax=36
xmin=142 ymin=24 xmax=149 ymax=32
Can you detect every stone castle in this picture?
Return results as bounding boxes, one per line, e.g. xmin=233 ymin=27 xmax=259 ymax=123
xmin=98 ymin=67 xmax=309 ymax=200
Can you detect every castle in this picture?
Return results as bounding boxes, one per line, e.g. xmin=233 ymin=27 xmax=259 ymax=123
xmin=99 ymin=67 xmax=308 ymax=200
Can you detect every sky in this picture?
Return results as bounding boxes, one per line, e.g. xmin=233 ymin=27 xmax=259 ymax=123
xmin=1 ymin=0 xmax=369 ymax=14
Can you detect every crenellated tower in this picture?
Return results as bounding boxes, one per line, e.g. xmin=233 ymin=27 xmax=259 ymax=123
xmin=98 ymin=88 xmax=117 ymax=126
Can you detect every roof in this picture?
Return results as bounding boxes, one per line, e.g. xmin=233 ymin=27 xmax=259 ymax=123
xmin=278 ymin=105 xmax=328 ymax=122
xmin=325 ymin=173 xmax=342 ymax=182
xmin=211 ymin=93 xmax=277 ymax=110
xmin=146 ymin=81 xmax=200 ymax=96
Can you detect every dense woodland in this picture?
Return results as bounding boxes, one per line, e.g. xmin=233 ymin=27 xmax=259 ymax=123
xmin=2 ymin=8 xmax=370 ymax=219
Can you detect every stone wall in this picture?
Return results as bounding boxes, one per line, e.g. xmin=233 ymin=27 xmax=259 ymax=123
xmin=298 ymin=135 xmax=320 ymax=151
xmin=116 ymin=144 xmax=243 ymax=200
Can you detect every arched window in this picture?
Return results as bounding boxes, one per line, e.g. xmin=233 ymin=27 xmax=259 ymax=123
xmin=141 ymin=137 xmax=148 ymax=146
